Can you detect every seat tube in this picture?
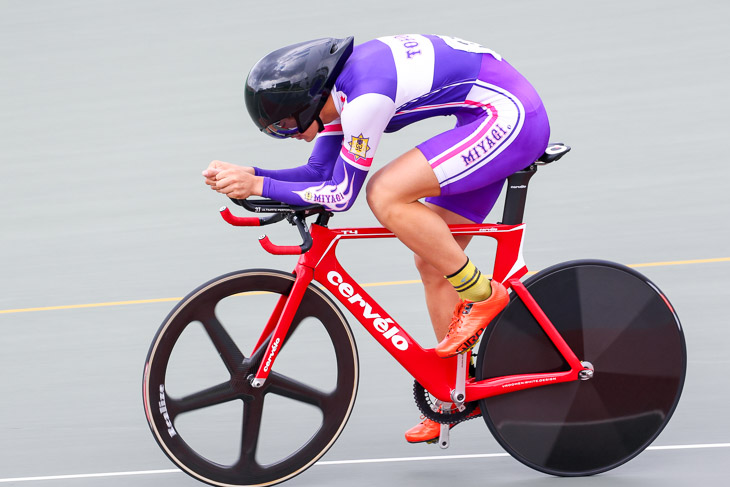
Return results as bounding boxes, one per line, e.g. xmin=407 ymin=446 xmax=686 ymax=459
xmin=250 ymin=265 xmax=314 ymax=387
xmin=501 ymin=166 xmax=537 ymax=225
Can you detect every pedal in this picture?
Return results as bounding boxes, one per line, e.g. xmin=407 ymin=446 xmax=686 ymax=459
xmin=438 ymin=422 xmax=450 ymax=449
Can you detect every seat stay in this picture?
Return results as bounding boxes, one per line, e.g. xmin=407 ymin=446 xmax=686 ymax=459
xmin=463 ymin=277 xmax=584 ymax=401
xmin=509 ymin=279 xmax=583 ymax=370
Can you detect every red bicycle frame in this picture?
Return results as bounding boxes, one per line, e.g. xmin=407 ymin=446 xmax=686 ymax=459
xmin=221 ymin=207 xmax=584 ymax=403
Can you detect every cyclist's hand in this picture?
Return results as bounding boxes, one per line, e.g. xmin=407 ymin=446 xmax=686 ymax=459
xmin=203 ymin=160 xmax=248 ymax=185
xmin=203 ymin=160 xmax=226 ymax=188
xmin=203 ymin=161 xmax=253 ymax=189
xmin=203 ymin=161 xmax=261 ymax=199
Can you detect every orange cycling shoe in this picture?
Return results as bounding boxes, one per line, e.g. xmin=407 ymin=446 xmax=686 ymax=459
xmin=435 ymin=280 xmax=509 ymax=358
xmin=405 ymin=407 xmax=482 ymax=444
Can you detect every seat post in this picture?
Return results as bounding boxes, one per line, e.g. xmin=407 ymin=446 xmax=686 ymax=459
xmin=500 ymin=164 xmax=537 ymax=225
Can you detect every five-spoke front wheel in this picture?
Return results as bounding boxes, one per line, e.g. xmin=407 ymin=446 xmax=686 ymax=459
xmin=143 ymin=270 xmax=359 ymax=486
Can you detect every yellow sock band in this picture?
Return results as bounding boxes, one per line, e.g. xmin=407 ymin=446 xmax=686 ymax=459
xmin=445 ymin=258 xmax=492 ymax=302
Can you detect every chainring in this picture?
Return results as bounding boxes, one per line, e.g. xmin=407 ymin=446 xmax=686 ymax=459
xmin=412 ymin=380 xmax=479 ymax=425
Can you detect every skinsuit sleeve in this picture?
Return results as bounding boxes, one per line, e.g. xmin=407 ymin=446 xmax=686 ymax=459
xmin=253 ymin=93 xmax=395 ymax=211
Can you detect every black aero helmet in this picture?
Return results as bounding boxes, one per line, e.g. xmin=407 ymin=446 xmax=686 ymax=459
xmin=245 ymin=36 xmax=354 ymax=139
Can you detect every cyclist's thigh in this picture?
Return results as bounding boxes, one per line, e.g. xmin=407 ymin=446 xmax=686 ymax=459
xmin=419 ymin=105 xmax=549 ymax=222
xmin=425 ymin=179 xmax=504 ymax=223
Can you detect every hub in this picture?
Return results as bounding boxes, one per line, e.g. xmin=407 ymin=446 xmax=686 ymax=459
xmin=579 ymin=361 xmax=594 ymax=380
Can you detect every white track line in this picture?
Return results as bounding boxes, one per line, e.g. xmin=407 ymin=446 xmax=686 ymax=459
xmin=1 ymin=443 xmax=728 ymax=483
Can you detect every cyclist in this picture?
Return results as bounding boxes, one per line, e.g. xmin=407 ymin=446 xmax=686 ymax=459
xmin=203 ymin=35 xmax=550 ymax=444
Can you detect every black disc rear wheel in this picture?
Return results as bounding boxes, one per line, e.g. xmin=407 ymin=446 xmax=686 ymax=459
xmin=143 ymin=269 xmax=358 ymax=486
xmin=476 ymin=260 xmax=686 ymax=476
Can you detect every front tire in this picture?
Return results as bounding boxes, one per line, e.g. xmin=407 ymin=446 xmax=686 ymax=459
xmin=143 ymin=269 xmax=359 ymax=486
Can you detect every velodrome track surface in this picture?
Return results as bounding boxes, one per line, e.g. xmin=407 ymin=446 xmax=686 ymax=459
xmin=1 ymin=1 xmax=729 ymax=486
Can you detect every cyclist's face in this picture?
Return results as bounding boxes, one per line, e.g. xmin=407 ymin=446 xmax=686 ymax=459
xmin=264 ymin=117 xmax=299 ymax=139
xmin=277 ymin=117 xmax=297 ymax=130
xmin=265 ymin=117 xmax=317 ymax=142
xmin=290 ymin=119 xmax=318 ymax=142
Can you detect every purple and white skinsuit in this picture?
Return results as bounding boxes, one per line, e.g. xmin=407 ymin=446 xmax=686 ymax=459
xmin=253 ymin=34 xmax=550 ymax=223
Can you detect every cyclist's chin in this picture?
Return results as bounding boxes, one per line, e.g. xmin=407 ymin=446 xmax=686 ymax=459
xmin=294 ymin=134 xmax=316 ymax=143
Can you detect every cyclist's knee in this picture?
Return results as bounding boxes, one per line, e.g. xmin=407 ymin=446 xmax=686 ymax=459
xmin=366 ymin=172 xmax=393 ymax=219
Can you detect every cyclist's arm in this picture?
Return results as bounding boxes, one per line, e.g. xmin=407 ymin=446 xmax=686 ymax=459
xmin=257 ymin=94 xmax=395 ymax=211
xmin=252 ymin=126 xmax=342 ymax=181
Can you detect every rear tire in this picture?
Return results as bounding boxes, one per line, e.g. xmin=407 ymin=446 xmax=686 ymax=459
xmin=476 ymin=260 xmax=686 ymax=476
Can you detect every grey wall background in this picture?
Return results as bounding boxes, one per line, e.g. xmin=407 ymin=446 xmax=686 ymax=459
xmin=1 ymin=1 xmax=728 ymax=486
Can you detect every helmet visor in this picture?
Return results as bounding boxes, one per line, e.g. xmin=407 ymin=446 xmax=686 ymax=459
xmin=263 ymin=119 xmax=300 ymax=139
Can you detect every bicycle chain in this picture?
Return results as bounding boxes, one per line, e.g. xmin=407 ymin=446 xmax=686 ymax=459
xmin=412 ymin=380 xmax=480 ymax=425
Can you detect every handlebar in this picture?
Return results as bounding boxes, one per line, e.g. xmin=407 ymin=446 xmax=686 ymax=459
xmin=258 ymin=215 xmax=312 ymax=255
xmin=219 ymin=199 xmax=329 ymax=255
xmin=220 ymin=207 xmax=286 ymax=227
xmin=230 ymin=198 xmax=326 ymax=216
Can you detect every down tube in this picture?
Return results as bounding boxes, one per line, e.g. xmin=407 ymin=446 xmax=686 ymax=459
xmin=313 ymin=263 xmax=458 ymax=402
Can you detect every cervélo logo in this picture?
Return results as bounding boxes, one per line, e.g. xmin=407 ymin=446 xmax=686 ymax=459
xmin=263 ymin=337 xmax=280 ymax=372
xmin=327 ymin=271 xmax=408 ymax=350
